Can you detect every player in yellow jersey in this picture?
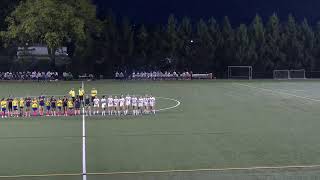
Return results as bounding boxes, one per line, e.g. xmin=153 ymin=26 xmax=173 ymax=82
xmin=79 ymin=87 xmax=85 ymax=105
xmin=31 ymin=98 xmax=38 ymax=116
xmin=67 ymin=98 xmax=74 ymax=116
xmin=57 ymin=98 xmax=63 ymax=116
xmin=12 ymin=98 xmax=19 ymax=117
xmin=69 ymin=88 xmax=76 ymax=102
xmin=19 ymin=98 xmax=25 ymax=117
xmin=1 ymin=98 xmax=7 ymax=118
xmin=91 ymin=88 xmax=97 ymax=102
xmin=45 ymin=98 xmax=51 ymax=116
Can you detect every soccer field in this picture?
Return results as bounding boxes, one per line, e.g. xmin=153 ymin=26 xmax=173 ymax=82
xmin=1 ymin=80 xmax=320 ymax=180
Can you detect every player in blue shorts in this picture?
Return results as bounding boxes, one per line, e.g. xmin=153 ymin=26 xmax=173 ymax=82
xmin=12 ymin=98 xmax=19 ymax=117
xmin=45 ymin=98 xmax=51 ymax=116
xmin=51 ymin=97 xmax=57 ymax=116
xmin=1 ymin=98 xmax=7 ymax=118
xmin=31 ymin=98 xmax=38 ymax=116
xmin=39 ymin=95 xmax=45 ymax=116
xmin=25 ymin=97 xmax=31 ymax=117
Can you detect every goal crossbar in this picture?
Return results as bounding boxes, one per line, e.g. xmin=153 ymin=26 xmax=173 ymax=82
xmin=273 ymin=69 xmax=306 ymax=80
xmin=228 ymin=66 xmax=252 ymax=80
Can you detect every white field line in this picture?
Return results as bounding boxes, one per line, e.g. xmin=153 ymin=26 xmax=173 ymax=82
xmin=0 ymin=173 xmax=81 ymax=178
xmin=82 ymin=81 xmax=87 ymax=180
xmin=87 ymin=165 xmax=320 ymax=175
xmin=2 ymin=164 xmax=320 ymax=178
xmin=276 ymin=89 xmax=306 ymax=92
xmin=155 ymin=97 xmax=181 ymax=112
xmin=234 ymin=83 xmax=320 ymax=102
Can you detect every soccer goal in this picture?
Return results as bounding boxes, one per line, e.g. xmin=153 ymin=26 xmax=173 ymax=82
xmin=228 ymin=66 xmax=252 ymax=80
xmin=273 ymin=70 xmax=290 ymax=80
xmin=273 ymin=69 xmax=306 ymax=80
xmin=289 ymin=69 xmax=306 ymax=79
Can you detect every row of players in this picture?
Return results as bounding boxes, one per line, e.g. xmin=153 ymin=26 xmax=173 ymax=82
xmin=0 ymin=95 xmax=156 ymax=118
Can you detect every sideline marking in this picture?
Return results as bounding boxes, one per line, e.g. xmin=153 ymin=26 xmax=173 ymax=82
xmin=2 ymin=164 xmax=320 ymax=178
xmin=87 ymin=165 xmax=320 ymax=175
xmin=234 ymin=83 xmax=320 ymax=102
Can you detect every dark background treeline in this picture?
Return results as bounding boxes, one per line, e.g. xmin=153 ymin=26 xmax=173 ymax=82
xmin=1 ymin=1 xmax=320 ymax=78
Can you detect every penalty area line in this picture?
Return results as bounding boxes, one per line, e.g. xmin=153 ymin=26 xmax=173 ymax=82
xmin=234 ymin=83 xmax=320 ymax=102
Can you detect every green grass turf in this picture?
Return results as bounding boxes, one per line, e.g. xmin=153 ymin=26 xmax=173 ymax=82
xmin=1 ymin=80 xmax=320 ymax=180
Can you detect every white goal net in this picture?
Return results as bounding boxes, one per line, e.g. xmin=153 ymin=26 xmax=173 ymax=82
xmin=228 ymin=66 xmax=252 ymax=80
xmin=289 ymin=69 xmax=306 ymax=79
xmin=273 ymin=70 xmax=290 ymax=80
xmin=273 ymin=69 xmax=306 ymax=80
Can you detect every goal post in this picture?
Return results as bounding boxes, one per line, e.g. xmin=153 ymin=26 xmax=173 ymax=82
xmin=289 ymin=69 xmax=306 ymax=79
xmin=273 ymin=70 xmax=289 ymax=80
xmin=228 ymin=66 xmax=253 ymax=80
xmin=273 ymin=69 xmax=306 ymax=80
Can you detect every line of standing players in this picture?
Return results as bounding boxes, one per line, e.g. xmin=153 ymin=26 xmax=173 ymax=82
xmin=1 ymin=87 xmax=156 ymax=118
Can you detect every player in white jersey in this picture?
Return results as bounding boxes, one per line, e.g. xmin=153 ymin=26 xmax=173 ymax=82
xmin=143 ymin=95 xmax=149 ymax=114
xmin=101 ymin=96 xmax=107 ymax=116
xmin=125 ymin=94 xmax=131 ymax=115
xmin=113 ymin=96 xmax=119 ymax=116
xmin=138 ymin=96 xmax=144 ymax=115
xmin=93 ymin=97 xmax=100 ymax=115
xmin=119 ymin=95 xmax=125 ymax=115
xmin=107 ymin=96 xmax=114 ymax=115
xmin=131 ymin=95 xmax=138 ymax=115
xmin=149 ymin=95 xmax=156 ymax=114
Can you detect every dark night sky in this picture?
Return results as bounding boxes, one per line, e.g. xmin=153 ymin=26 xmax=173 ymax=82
xmin=94 ymin=0 xmax=320 ymax=25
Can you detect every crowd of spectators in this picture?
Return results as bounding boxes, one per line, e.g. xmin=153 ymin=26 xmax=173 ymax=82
xmin=0 ymin=71 xmax=59 ymax=81
xmin=114 ymin=71 xmax=203 ymax=80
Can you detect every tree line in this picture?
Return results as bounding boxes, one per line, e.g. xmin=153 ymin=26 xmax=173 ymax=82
xmin=1 ymin=0 xmax=320 ymax=78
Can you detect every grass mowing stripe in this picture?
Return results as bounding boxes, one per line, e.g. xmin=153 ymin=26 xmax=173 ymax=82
xmin=234 ymin=83 xmax=320 ymax=102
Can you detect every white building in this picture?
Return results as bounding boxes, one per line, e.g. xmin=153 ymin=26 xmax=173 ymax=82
xmin=17 ymin=45 xmax=68 ymax=58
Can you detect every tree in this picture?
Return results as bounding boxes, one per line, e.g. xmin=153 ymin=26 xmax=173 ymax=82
xmin=2 ymin=0 xmax=97 ymax=69
xmin=265 ymin=13 xmax=284 ymax=69
xmin=118 ymin=17 xmax=134 ymax=71
xmin=249 ymin=14 xmax=266 ymax=70
xmin=135 ymin=25 xmax=149 ymax=68
xmin=99 ymin=10 xmax=120 ymax=76
xmin=207 ymin=18 xmax=222 ymax=75
xmin=194 ymin=19 xmax=216 ymax=72
xmin=314 ymin=22 xmax=320 ymax=69
xmin=300 ymin=18 xmax=315 ymax=70
xmin=219 ymin=16 xmax=235 ymax=67
xmin=165 ymin=14 xmax=179 ymax=69
xmin=0 ymin=0 xmax=20 ymax=31
xmin=177 ymin=17 xmax=193 ymax=70
xmin=282 ymin=14 xmax=303 ymax=68
xmin=235 ymin=24 xmax=250 ymax=64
